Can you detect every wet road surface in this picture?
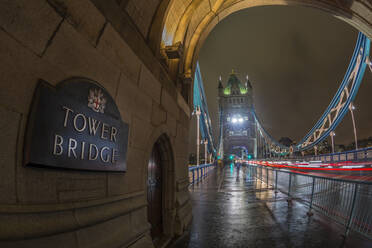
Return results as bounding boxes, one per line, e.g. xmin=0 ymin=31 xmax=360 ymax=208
xmin=170 ymin=165 xmax=372 ymax=248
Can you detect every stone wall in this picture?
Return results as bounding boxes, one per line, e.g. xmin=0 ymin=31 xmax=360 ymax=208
xmin=0 ymin=0 xmax=191 ymax=247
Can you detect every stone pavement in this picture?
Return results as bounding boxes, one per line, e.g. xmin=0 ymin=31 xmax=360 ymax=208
xmin=169 ymin=165 xmax=372 ymax=248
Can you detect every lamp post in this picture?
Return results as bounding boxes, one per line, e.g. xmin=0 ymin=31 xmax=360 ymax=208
xmin=349 ymin=103 xmax=358 ymax=150
xmin=204 ymin=139 xmax=208 ymax=165
xmin=330 ymin=131 xmax=336 ymax=154
xmin=367 ymin=57 xmax=372 ymax=73
xmin=194 ymin=106 xmax=201 ymax=166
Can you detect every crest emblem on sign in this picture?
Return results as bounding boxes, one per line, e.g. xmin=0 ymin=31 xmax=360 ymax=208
xmin=88 ymin=88 xmax=106 ymax=113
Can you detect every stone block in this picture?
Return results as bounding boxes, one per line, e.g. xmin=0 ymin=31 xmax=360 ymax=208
xmin=130 ymin=207 xmax=150 ymax=238
xmin=167 ymin=115 xmax=177 ymax=138
xmin=16 ymin=169 xmax=58 ymax=204
xmin=58 ymin=189 xmax=106 ymax=203
xmin=0 ymin=106 xmax=20 ymax=204
xmin=176 ymin=122 xmax=188 ymax=142
xmin=175 ymin=156 xmax=188 ymax=181
xmin=177 ymin=91 xmax=191 ymax=118
xmin=16 ymin=119 xmax=59 ymax=204
xmin=176 ymin=191 xmax=189 ymax=208
xmin=129 ymin=116 xmax=153 ymax=151
xmin=97 ymin=23 xmax=142 ymax=83
xmin=116 ymin=72 xmax=137 ymax=124
xmin=107 ymin=173 xmax=130 ymax=196
xmin=0 ymin=231 xmax=77 ymax=248
xmin=127 ymin=233 xmax=154 ymax=248
xmin=0 ymin=29 xmax=66 ymax=114
xmin=126 ymin=147 xmax=146 ymax=192
xmin=75 ymin=193 xmax=146 ymax=227
xmin=44 ymin=21 xmax=120 ymax=97
xmin=57 ymin=177 xmax=106 ymax=202
xmin=161 ymin=89 xmax=179 ymax=119
xmin=76 ymin=212 xmax=133 ymax=248
xmin=125 ymin=0 xmax=160 ymax=37
xmin=48 ymin=0 xmax=106 ymax=46
xmin=139 ymin=65 xmax=161 ymax=104
xmin=117 ymin=71 xmax=152 ymax=122
xmin=0 ymin=0 xmax=62 ymax=55
xmin=174 ymin=138 xmax=188 ymax=158
xmin=151 ymin=102 xmax=166 ymax=126
xmin=178 ymin=109 xmax=190 ymax=128
xmin=133 ymin=90 xmax=153 ymax=122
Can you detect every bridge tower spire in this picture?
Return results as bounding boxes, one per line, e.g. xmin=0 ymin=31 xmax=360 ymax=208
xmin=218 ymin=71 xmax=256 ymax=159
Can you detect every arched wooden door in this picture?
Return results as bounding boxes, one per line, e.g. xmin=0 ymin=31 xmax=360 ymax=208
xmin=147 ymin=143 xmax=163 ymax=240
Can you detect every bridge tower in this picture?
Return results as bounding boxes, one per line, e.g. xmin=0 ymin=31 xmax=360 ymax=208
xmin=218 ymin=71 xmax=257 ymax=159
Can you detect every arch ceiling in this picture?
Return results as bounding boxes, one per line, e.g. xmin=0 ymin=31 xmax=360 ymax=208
xmin=123 ymin=0 xmax=371 ymax=85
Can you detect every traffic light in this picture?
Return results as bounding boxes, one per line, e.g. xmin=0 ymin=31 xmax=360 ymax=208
xmin=229 ymin=155 xmax=234 ymax=160
xmin=247 ymin=154 xmax=252 ymax=159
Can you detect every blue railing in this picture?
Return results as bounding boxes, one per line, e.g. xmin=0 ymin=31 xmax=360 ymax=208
xmin=260 ymin=147 xmax=372 ymax=163
xmin=305 ymin=147 xmax=372 ymax=162
xmin=188 ymin=163 xmax=216 ymax=184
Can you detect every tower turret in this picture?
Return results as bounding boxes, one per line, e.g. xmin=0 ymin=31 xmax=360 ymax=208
xmin=218 ymin=71 xmax=257 ymax=159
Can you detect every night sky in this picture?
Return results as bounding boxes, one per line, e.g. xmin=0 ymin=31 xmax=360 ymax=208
xmin=188 ymin=5 xmax=372 ymax=154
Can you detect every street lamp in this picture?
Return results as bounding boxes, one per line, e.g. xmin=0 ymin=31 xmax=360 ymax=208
xmin=204 ymin=139 xmax=208 ymax=165
xmin=349 ymin=102 xmax=358 ymax=150
xmin=230 ymin=115 xmax=245 ymax=124
xmin=193 ymin=106 xmax=201 ymax=166
xmin=366 ymin=57 xmax=372 ymax=73
xmin=330 ymin=131 xmax=336 ymax=154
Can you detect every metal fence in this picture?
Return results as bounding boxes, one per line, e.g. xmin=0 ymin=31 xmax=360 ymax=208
xmin=188 ymin=163 xmax=215 ymax=184
xmin=248 ymin=164 xmax=372 ymax=239
xmin=306 ymin=147 xmax=372 ymax=162
xmin=264 ymin=147 xmax=372 ymax=163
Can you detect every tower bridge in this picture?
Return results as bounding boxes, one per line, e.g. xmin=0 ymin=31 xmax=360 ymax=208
xmin=218 ymin=72 xmax=257 ymax=159
xmin=1 ymin=1 xmax=372 ymax=248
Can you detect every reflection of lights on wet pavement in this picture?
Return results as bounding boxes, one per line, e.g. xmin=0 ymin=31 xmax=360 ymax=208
xmin=230 ymin=163 xmax=234 ymax=173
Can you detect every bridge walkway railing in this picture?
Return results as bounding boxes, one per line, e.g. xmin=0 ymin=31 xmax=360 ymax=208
xmin=248 ymin=164 xmax=372 ymax=239
xmin=188 ymin=163 xmax=216 ymax=185
xmin=262 ymin=147 xmax=372 ymax=163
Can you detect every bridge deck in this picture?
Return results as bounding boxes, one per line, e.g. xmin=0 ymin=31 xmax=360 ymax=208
xmin=171 ymin=165 xmax=371 ymax=248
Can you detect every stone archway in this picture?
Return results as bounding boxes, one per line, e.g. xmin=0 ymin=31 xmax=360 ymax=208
xmin=146 ymin=133 xmax=176 ymax=246
xmin=149 ymin=0 xmax=372 ymax=96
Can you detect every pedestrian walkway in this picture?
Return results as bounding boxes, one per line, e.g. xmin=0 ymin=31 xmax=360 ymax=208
xmin=170 ymin=164 xmax=371 ymax=248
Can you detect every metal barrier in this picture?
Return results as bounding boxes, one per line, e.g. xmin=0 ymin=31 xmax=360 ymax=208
xmin=188 ymin=163 xmax=215 ymax=185
xmin=263 ymin=147 xmax=372 ymax=163
xmin=307 ymin=147 xmax=372 ymax=162
xmin=247 ymin=164 xmax=372 ymax=239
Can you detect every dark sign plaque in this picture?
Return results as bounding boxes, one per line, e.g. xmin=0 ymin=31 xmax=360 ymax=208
xmin=24 ymin=78 xmax=129 ymax=172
